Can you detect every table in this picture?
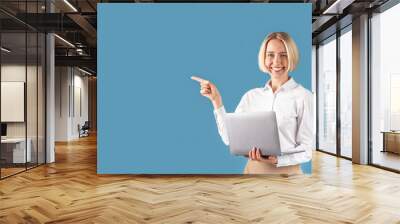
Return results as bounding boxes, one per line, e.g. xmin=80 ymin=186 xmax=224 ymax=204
xmin=1 ymin=138 xmax=32 ymax=163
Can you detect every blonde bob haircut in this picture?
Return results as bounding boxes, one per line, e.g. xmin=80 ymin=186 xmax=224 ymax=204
xmin=258 ymin=32 xmax=299 ymax=73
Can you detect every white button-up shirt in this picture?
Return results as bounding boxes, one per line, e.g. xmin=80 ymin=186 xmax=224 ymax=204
xmin=213 ymin=78 xmax=314 ymax=167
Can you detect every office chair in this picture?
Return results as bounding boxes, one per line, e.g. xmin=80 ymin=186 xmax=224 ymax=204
xmin=79 ymin=121 xmax=90 ymax=138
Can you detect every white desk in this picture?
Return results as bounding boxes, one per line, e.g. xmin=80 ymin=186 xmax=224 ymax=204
xmin=1 ymin=138 xmax=32 ymax=163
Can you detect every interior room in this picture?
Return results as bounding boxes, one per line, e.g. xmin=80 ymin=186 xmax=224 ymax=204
xmin=0 ymin=0 xmax=399 ymax=223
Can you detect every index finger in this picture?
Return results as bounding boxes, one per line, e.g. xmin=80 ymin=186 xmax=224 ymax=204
xmin=191 ymin=76 xmax=207 ymax=83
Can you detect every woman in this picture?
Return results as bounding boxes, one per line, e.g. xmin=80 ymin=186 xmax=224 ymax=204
xmin=192 ymin=32 xmax=314 ymax=175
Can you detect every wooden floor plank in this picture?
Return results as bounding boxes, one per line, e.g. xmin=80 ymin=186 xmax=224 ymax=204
xmin=1 ymin=134 xmax=400 ymax=223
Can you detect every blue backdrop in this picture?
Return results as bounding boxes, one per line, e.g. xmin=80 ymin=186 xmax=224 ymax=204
xmin=98 ymin=3 xmax=312 ymax=174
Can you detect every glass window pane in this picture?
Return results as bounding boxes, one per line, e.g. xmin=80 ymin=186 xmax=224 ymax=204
xmin=27 ymin=31 xmax=38 ymax=169
xmin=371 ymin=3 xmax=400 ymax=171
xmin=0 ymin=1 xmax=46 ymax=179
xmin=318 ymin=36 xmax=337 ymax=154
xmin=340 ymin=29 xmax=352 ymax=158
xmin=24 ymin=0 xmax=40 ymax=170
xmin=1 ymin=32 xmax=27 ymax=178
xmin=38 ymin=32 xmax=45 ymax=165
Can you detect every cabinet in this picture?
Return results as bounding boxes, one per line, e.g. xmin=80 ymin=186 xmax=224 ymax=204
xmin=382 ymin=131 xmax=400 ymax=154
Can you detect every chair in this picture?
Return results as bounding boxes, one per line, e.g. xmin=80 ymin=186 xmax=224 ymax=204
xmin=79 ymin=121 xmax=90 ymax=138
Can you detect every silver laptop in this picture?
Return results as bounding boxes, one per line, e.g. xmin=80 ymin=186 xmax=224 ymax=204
xmin=225 ymin=111 xmax=281 ymax=156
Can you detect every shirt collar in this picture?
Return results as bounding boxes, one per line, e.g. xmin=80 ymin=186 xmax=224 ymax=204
xmin=263 ymin=77 xmax=298 ymax=92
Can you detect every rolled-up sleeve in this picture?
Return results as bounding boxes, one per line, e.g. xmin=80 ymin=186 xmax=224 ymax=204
xmin=213 ymin=106 xmax=229 ymax=145
xmin=276 ymin=92 xmax=314 ymax=167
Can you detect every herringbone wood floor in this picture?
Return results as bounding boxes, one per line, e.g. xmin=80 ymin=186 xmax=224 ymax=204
xmin=1 ymin=134 xmax=400 ymax=224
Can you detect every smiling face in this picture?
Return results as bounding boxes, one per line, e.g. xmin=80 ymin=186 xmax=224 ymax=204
xmin=264 ymin=38 xmax=289 ymax=80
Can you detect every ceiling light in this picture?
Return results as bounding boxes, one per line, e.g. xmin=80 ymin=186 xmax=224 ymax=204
xmin=322 ymin=0 xmax=354 ymax=15
xmin=63 ymin=0 xmax=78 ymax=12
xmin=78 ymin=67 xmax=93 ymax=76
xmin=1 ymin=47 xmax=11 ymax=53
xmin=54 ymin=34 xmax=75 ymax=48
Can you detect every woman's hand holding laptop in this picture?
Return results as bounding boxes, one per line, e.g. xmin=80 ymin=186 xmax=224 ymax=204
xmin=247 ymin=147 xmax=278 ymax=164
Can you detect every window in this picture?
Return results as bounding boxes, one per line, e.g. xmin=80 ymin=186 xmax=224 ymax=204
xmin=317 ymin=35 xmax=337 ymax=154
xmin=339 ymin=28 xmax=352 ymax=158
xmin=371 ymin=2 xmax=400 ymax=171
xmin=0 ymin=1 xmax=47 ymax=179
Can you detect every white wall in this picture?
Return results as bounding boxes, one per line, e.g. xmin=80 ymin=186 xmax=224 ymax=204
xmin=1 ymin=65 xmax=26 ymax=132
xmin=70 ymin=71 xmax=89 ymax=139
xmin=1 ymin=65 xmax=40 ymax=137
xmin=55 ymin=67 xmax=89 ymax=141
xmin=55 ymin=66 xmax=69 ymax=141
